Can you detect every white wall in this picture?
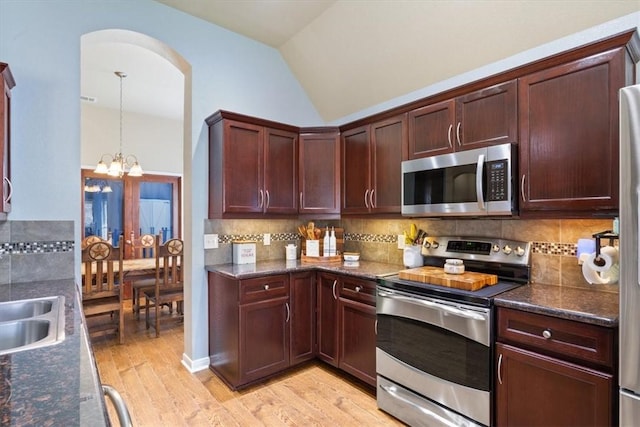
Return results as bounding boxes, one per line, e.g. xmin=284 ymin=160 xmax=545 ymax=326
xmin=82 ymin=104 xmax=183 ymax=175
xmin=0 ymin=0 xmax=322 ymax=370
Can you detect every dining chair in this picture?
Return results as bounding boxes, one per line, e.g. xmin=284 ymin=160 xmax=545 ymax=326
xmin=123 ymin=233 xmax=162 ymax=320
xmin=81 ymin=240 xmax=124 ymax=344
xmin=81 ymin=235 xmax=104 ymax=249
xmin=144 ymin=238 xmax=184 ymax=337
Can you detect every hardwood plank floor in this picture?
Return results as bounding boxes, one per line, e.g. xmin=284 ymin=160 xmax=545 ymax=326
xmin=91 ymin=302 xmax=405 ymax=426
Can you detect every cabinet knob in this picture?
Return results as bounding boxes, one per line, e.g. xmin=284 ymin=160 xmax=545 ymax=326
xmin=264 ymin=284 xmax=270 ymax=291
xmin=355 ymin=286 xmax=362 ymax=293
xmin=542 ymin=329 xmax=552 ymax=339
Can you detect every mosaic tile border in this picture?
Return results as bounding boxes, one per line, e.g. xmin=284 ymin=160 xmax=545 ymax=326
xmin=0 ymin=241 xmax=75 ymax=255
xmin=212 ymin=234 xmax=596 ymax=258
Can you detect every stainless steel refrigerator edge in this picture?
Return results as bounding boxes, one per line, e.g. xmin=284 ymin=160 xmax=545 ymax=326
xmin=619 ymin=83 xmax=640 ymax=425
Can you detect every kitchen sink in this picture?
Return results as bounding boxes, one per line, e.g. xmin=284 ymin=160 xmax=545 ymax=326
xmin=0 ymin=296 xmax=66 ymax=355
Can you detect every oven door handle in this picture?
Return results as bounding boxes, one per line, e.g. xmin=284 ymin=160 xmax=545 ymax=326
xmin=476 ymin=153 xmax=486 ymax=211
xmin=378 ymin=291 xmax=487 ymax=321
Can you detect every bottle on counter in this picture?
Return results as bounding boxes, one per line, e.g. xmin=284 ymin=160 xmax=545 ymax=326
xmin=329 ymin=227 xmax=337 ymax=256
xmin=323 ymin=226 xmax=330 ymax=257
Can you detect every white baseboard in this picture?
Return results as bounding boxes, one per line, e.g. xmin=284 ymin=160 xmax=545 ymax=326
xmin=181 ymin=352 xmax=210 ymax=373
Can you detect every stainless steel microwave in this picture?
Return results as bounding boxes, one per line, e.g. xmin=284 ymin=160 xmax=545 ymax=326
xmin=401 ymin=143 xmax=517 ymax=217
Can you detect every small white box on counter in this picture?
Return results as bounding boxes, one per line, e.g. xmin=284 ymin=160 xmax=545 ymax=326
xmin=305 ymin=240 xmax=320 ymax=257
xmin=233 ymin=240 xmax=256 ymax=264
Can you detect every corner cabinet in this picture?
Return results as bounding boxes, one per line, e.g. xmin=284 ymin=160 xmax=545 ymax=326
xmin=342 ymin=114 xmax=407 ymax=215
xmin=407 ymin=80 xmax=517 ymax=159
xmin=206 ymin=111 xmax=298 ymax=218
xmin=298 ymin=128 xmax=340 ymax=216
xmin=0 ymin=63 xmax=15 ymax=219
xmin=495 ymin=307 xmax=616 ymax=426
xmin=518 ymin=44 xmax=635 ymax=216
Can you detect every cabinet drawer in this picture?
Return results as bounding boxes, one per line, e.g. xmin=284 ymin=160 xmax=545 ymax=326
xmin=240 ymin=274 xmax=289 ymax=304
xmin=340 ymin=276 xmax=376 ymax=305
xmin=497 ymin=307 xmax=615 ymax=370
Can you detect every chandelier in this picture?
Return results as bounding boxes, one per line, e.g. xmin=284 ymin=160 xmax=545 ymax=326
xmin=94 ymin=71 xmax=143 ymax=177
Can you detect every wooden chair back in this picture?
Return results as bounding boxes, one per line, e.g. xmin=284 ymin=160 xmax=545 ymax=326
xmin=125 ymin=232 xmax=158 ymax=259
xmin=81 ymin=240 xmax=125 ymax=343
xmin=144 ymin=238 xmax=184 ymax=337
xmin=81 ymin=235 xmax=104 ymax=249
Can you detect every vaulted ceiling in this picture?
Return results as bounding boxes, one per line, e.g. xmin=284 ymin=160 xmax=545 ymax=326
xmin=85 ymin=1 xmax=639 ymax=123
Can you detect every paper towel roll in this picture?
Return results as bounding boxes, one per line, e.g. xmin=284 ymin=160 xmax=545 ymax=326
xmin=584 ymin=246 xmax=619 ymax=272
xmin=582 ymin=261 xmax=609 ymax=284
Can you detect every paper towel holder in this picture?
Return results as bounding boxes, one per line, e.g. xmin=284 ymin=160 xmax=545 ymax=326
xmin=592 ymin=230 xmax=619 ymax=266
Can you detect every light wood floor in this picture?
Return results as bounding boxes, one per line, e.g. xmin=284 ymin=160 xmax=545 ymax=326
xmin=91 ymin=302 xmax=405 ymax=426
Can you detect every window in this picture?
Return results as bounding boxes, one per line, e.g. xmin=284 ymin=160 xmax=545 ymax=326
xmin=81 ymin=169 xmax=181 ymax=258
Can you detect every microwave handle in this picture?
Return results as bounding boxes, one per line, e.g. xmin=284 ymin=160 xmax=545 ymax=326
xmin=476 ymin=154 xmax=486 ymax=210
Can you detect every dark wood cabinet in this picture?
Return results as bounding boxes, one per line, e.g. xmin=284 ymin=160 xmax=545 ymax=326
xmin=338 ymin=276 xmax=377 ymax=387
xmin=407 ymin=80 xmax=517 ymax=159
xmin=298 ymin=128 xmax=340 ymax=216
xmin=207 ymin=111 xmax=298 ymax=218
xmin=290 ymin=271 xmax=316 ymax=365
xmin=0 ymin=63 xmax=15 ymax=218
xmin=208 ymin=272 xmax=292 ymax=389
xmin=518 ymin=47 xmax=630 ymax=216
xmin=342 ymin=114 xmax=407 ymax=215
xmin=316 ymin=272 xmax=340 ymax=366
xmin=495 ymin=307 xmax=616 ymax=426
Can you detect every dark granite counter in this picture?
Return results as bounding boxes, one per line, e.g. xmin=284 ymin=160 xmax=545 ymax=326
xmin=494 ymin=283 xmax=619 ymax=328
xmin=206 ymin=259 xmax=402 ymax=281
xmin=0 ymin=279 xmax=108 ymax=426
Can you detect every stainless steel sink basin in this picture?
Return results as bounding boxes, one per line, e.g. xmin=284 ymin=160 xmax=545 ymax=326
xmin=0 ymin=296 xmax=65 ymax=355
xmin=0 ymin=298 xmax=53 ymax=322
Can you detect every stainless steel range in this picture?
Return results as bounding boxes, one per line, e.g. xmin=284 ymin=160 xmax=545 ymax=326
xmin=376 ymin=236 xmax=531 ymax=427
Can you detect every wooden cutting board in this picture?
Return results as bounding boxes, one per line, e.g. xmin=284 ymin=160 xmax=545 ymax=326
xmin=398 ymin=266 xmax=498 ymax=291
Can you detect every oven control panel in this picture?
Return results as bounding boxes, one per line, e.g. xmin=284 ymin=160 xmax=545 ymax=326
xmin=421 ymin=236 xmax=531 ymax=265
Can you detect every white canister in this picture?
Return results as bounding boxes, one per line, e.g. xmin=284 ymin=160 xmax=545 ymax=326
xmin=403 ymin=245 xmax=423 ymax=268
xmin=232 ymin=240 xmax=256 ymax=264
xmin=285 ymin=244 xmax=297 ymax=260
xmin=444 ymin=258 xmax=465 ymax=274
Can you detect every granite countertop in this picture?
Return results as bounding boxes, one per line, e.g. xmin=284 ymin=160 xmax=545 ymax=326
xmin=0 ymin=280 xmax=108 ymax=426
xmin=206 ymin=259 xmax=402 ymax=281
xmin=494 ymin=283 xmax=619 ymax=328
xmin=209 ymin=260 xmax=620 ymax=329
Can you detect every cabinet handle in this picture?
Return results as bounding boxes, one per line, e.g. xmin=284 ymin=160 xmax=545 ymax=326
xmin=265 ymin=190 xmax=270 ymax=209
xmin=364 ymin=189 xmax=370 ymax=209
xmin=375 ymin=319 xmax=378 ymax=335
xmin=521 ymin=174 xmax=526 ymax=203
xmin=258 ymin=189 xmax=264 ymax=208
xmin=3 ymin=177 xmax=12 ymax=204
xmin=299 ymin=192 xmax=303 ymax=209
xmin=497 ymin=353 xmax=503 ymax=385
xmin=355 ymin=286 xmax=362 ymax=293
xmin=542 ymin=329 xmax=552 ymax=339
xmin=456 ymin=122 xmax=462 ymax=146
xmin=369 ymin=189 xmax=375 ymax=208
xmin=285 ymin=302 xmax=290 ymax=323
xmin=332 ymin=279 xmax=337 ymax=300
xmin=263 ymin=284 xmax=270 ymax=291
xmin=447 ymin=124 xmax=453 ymax=148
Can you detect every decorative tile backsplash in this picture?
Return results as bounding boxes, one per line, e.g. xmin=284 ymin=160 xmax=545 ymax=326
xmin=0 ymin=221 xmax=75 ymax=285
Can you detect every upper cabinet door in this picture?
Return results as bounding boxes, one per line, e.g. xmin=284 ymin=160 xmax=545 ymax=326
xmin=407 ymin=99 xmax=455 ymax=159
xmin=518 ymin=48 xmax=625 ymax=215
xmin=371 ymin=114 xmax=407 ymax=213
xmin=341 ymin=125 xmax=371 ymax=214
xmin=223 ymin=120 xmax=264 ymax=214
xmin=456 ymin=80 xmax=518 ymax=150
xmin=299 ymin=130 xmax=340 ymax=215
xmin=264 ymin=127 xmax=298 ymax=214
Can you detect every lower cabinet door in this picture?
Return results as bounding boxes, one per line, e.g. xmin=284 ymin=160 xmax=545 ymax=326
xmin=339 ymin=297 xmax=376 ymax=387
xmin=240 ymin=297 xmax=290 ymax=384
xmin=290 ymin=272 xmax=316 ymax=365
xmin=495 ymin=343 xmax=613 ymax=427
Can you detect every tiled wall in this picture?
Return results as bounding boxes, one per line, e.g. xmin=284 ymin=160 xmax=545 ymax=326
xmin=0 ymin=221 xmax=74 ymax=286
xmin=204 ymin=217 xmax=618 ymax=293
